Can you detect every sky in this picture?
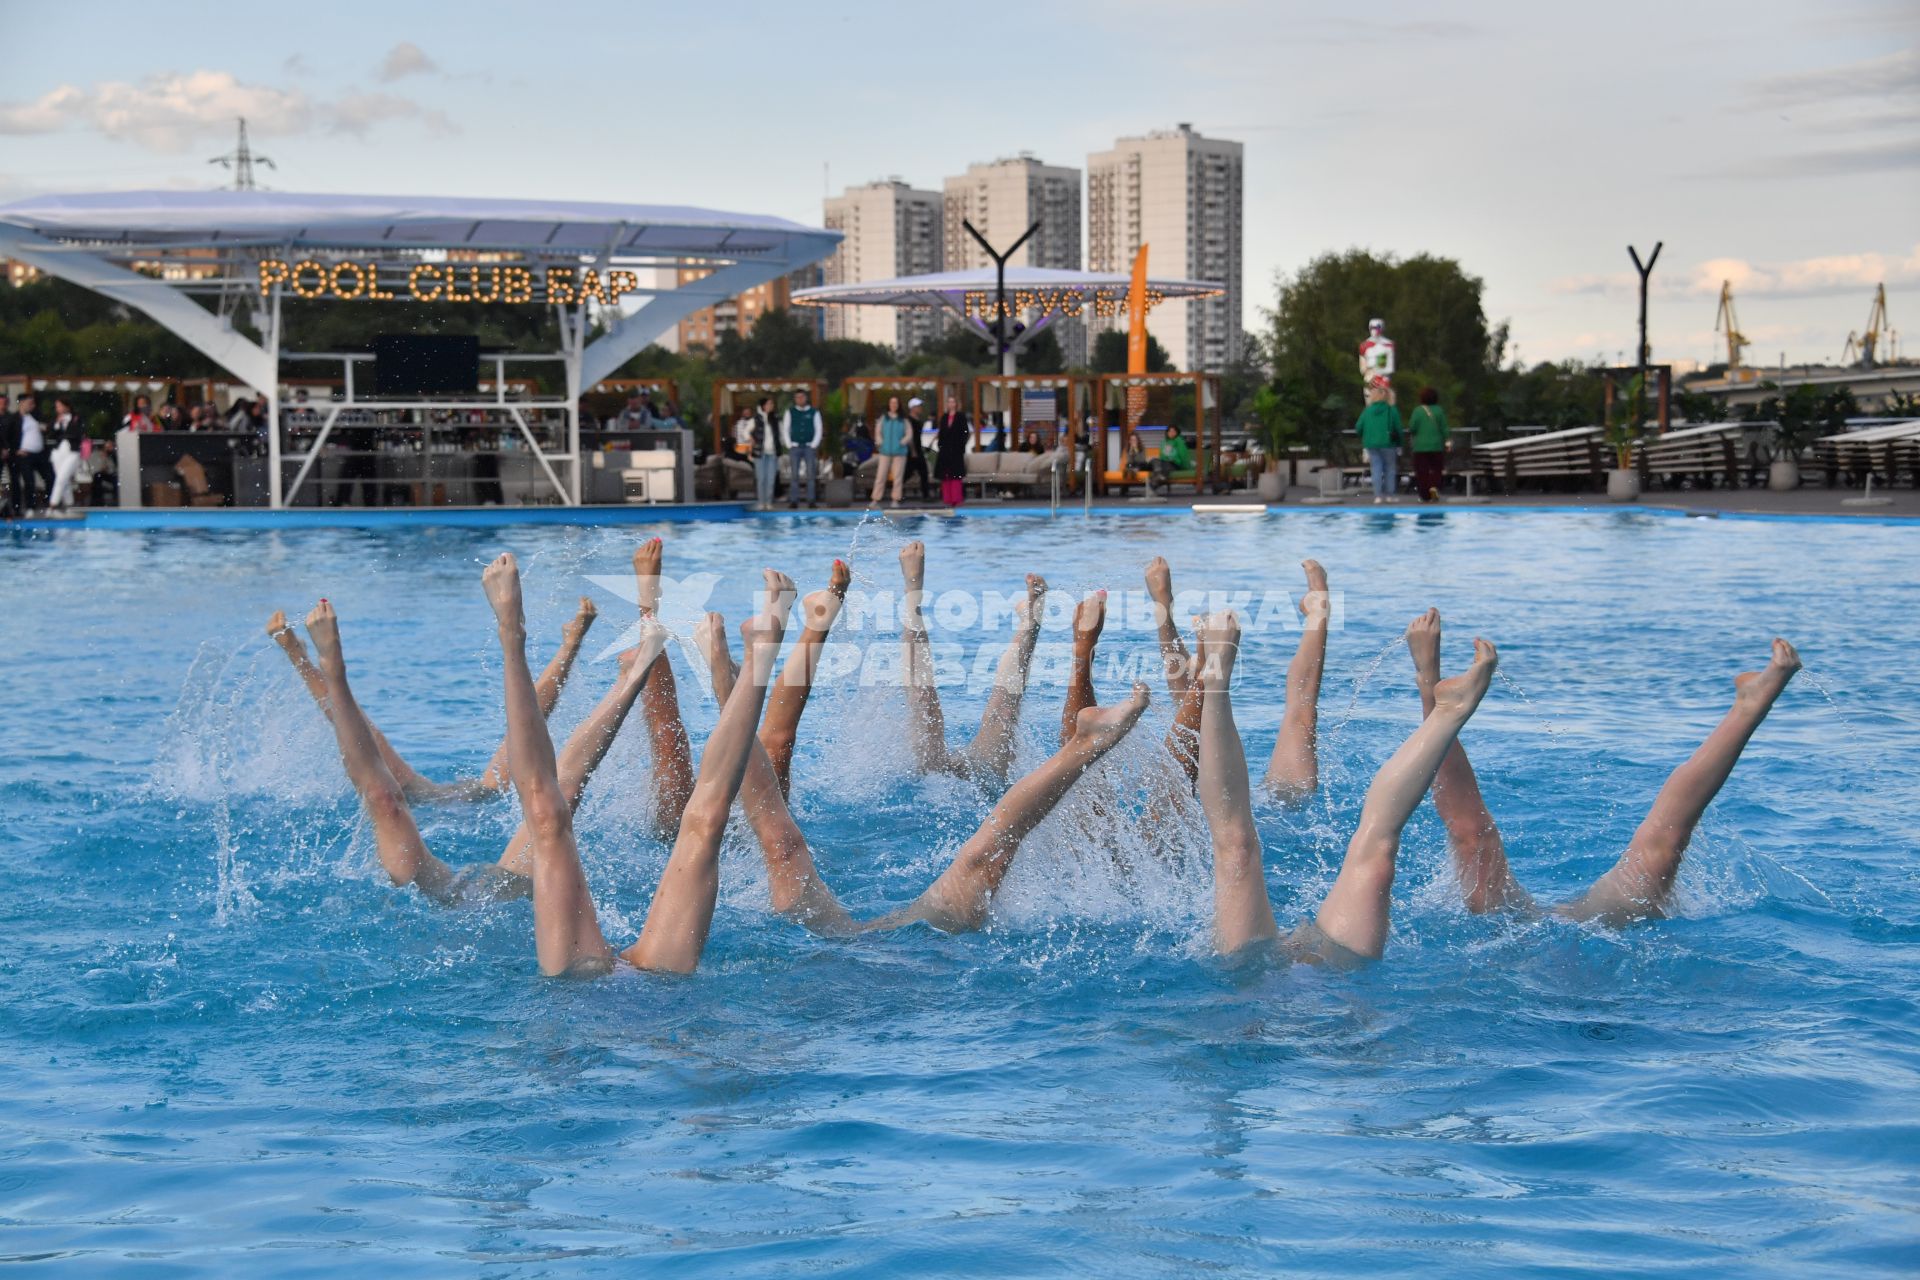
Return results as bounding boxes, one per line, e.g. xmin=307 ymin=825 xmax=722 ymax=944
xmin=0 ymin=0 xmax=1915 ymax=369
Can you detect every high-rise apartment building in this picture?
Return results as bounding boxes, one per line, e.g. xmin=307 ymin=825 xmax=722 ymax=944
xmin=821 ymin=179 xmax=943 ymax=352
xmin=1086 ymin=124 xmax=1244 ymax=371
xmin=943 ymin=154 xmax=1084 ymax=363
xmin=675 ymin=263 xmax=823 ymax=351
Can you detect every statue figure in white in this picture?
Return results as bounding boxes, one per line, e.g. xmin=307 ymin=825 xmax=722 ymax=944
xmin=1358 ymin=317 xmax=1395 ymax=389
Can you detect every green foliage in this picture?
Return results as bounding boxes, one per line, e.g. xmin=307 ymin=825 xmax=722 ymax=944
xmin=1605 ymin=372 xmax=1646 ymax=468
xmin=1090 ymin=329 xmax=1174 ymax=374
xmin=1488 ymin=360 xmax=1606 ymax=432
xmin=1770 ymin=383 xmax=1858 ymax=460
xmin=0 ymin=279 xmax=219 ymax=377
xmin=1673 ymin=389 xmax=1728 ymax=424
xmin=1265 ymin=249 xmax=1498 ymax=454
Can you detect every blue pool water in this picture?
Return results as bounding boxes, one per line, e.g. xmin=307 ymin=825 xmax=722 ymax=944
xmin=2 ymin=511 xmax=1916 ymax=1276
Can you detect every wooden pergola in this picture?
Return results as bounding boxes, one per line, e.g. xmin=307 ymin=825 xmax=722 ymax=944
xmin=972 ymin=375 xmax=1090 ymax=452
xmin=1093 ymin=372 xmax=1224 ymax=495
xmin=711 ymin=377 xmax=827 ymax=457
xmin=842 ymin=376 xmax=969 ymax=432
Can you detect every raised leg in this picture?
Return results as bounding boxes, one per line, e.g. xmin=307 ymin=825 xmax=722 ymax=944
xmin=958 ymin=573 xmax=1048 ymax=787
xmin=634 ymin=537 xmax=696 ymax=837
xmin=1146 ymin=557 xmax=1191 ymax=702
xmin=302 ymin=601 xmax=457 ymax=901
xmin=760 ymin=558 xmax=851 ymax=798
xmin=621 ymin=571 xmax=795 ymax=974
xmin=1407 ymin=607 xmax=1533 ymax=914
xmin=890 ymin=682 xmax=1151 ymax=934
xmin=473 ymin=596 xmax=597 ymax=794
xmin=492 ymin=640 xmax=668 ymax=880
xmin=1190 ymin=613 xmax=1281 ymax=956
xmin=1060 ymin=589 xmax=1107 ymax=748
xmin=899 ymin=540 xmax=963 ymax=777
xmin=1311 ymin=637 xmax=1499 ymax=960
xmin=483 ymin=554 xmax=617 ymax=978
xmin=694 ymin=613 xmax=857 ymax=936
xmin=1263 ymin=559 xmax=1329 ymax=804
xmin=1147 ymin=558 xmax=1203 ymax=788
xmin=1558 ymin=639 xmax=1800 ymax=927
xmin=270 ymin=609 xmax=450 ymax=803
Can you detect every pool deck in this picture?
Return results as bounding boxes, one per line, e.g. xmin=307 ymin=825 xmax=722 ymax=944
xmin=7 ymin=486 xmax=1916 ymax=531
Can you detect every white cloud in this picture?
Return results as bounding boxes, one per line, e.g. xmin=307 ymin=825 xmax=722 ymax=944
xmin=377 ymin=42 xmax=438 ymax=82
xmin=0 ymin=72 xmax=309 ymax=151
xmin=0 ymin=70 xmax=454 ymax=151
xmin=1552 ymin=245 xmax=1920 ymax=302
xmin=1749 ymin=47 xmax=1920 ymax=108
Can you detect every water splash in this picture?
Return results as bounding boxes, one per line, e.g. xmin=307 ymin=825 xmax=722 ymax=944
xmin=1327 ymin=636 xmax=1407 ymax=740
xmin=1494 ymin=668 xmax=1567 ymax=743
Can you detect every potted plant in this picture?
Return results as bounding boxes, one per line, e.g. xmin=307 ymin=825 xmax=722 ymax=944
xmin=1604 ymin=373 xmax=1644 ymax=502
xmin=1767 ymin=383 xmax=1823 ymax=491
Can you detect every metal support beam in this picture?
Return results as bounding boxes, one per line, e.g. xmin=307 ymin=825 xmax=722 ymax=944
xmin=581 ymin=255 xmax=821 ymax=389
xmin=0 ymin=224 xmax=278 ymax=394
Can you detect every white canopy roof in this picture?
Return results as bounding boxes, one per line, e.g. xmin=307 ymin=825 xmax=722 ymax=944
xmin=793 ymin=265 xmax=1222 ymax=308
xmin=0 ymin=190 xmax=834 ymax=258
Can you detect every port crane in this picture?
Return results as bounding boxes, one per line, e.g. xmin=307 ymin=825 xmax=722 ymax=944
xmin=1842 ymin=284 xmax=1890 ymax=368
xmin=1714 ymin=280 xmax=1749 ymax=371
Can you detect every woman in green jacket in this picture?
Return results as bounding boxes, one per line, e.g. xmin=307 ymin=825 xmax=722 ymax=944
xmin=1409 ymin=386 xmax=1450 ymax=502
xmin=1355 ymin=386 xmax=1402 ymax=503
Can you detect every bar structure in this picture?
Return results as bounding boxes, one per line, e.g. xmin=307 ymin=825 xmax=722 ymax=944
xmin=0 ymin=190 xmax=839 ymax=508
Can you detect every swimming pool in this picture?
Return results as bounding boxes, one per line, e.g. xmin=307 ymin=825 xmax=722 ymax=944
xmin=3 ymin=510 xmax=1916 ymax=1275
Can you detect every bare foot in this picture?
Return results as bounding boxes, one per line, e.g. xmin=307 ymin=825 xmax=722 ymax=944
xmin=632 ymin=536 xmax=663 ymax=617
xmin=1145 ymin=556 xmax=1174 ymax=610
xmin=741 ymin=569 xmax=795 ymax=681
xmin=899 ymin=540 xmax=926 ymax=595
xmin=482 ymin=553 xmax=523 ymax=632
xmin=1735 ymin=638 xmax=1801 ymax=710
xmin=1299 ymin=559 xmax=1330 ymax=626
xmin=1406 ymin=607 xmax=1442 ymax=686
xmin=1194 ymin=610 xmax=1240 ymax=687
xmin=800 ymin=561 xmax=849 ymax=634
xmin=267 ymin=609 xmax=307 ymax=657
xmin=693 ymin=611 xmax=735 ymax=696
xmin=1073 ymin=590 xmax=1107 ymax=657
xmin=1072 ymin=681 xmax=1151 ymax=751
xmin=617 ymin=619 xmax=669 ymax=688
xmin=304 ymin=599 xmax=342 ymax=676
xmin=564 ymin=595 xmax=598 ymax=645
xmin=1433 ymin=638 xmax=1498 ymax=717
xmin=1016 ymin=573 xmax=1048 ymax=633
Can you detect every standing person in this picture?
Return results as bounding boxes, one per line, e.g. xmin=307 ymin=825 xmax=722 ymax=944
xmin=935 ymin=390 xmax=972 ymax=508
xmin=154 ymin=401 xmax=181 ymax=432
xmin=46 ymin=397 xmax=86 ymax=512
xmin=1356 ymin=384 xmax=1402 ymax=505
xmin=903 ymin=396 xmax=934 ymax=501
xmin=0 ymin=393 xmax=17 ymax=518
xmin=11 ymin=392 xmax=53 ymax=515
xmin=780 ymin=388 xmax=822 ymax=508
xmin=731 ymin=405 xmax=756 ymax=458
xmin=1408 ymin=386 xmax=1450 ymax=503
xmin=869 ymin=396 xmax=910 ymax=508
xmin=748 ymin=396 xmax=781 ymax=510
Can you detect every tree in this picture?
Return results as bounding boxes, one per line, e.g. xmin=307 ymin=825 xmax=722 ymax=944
xmin=1266 ymin=249 xmax=1498 ymax=453
xmin=1089 ymin=329 xmax=1173 ymax=374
